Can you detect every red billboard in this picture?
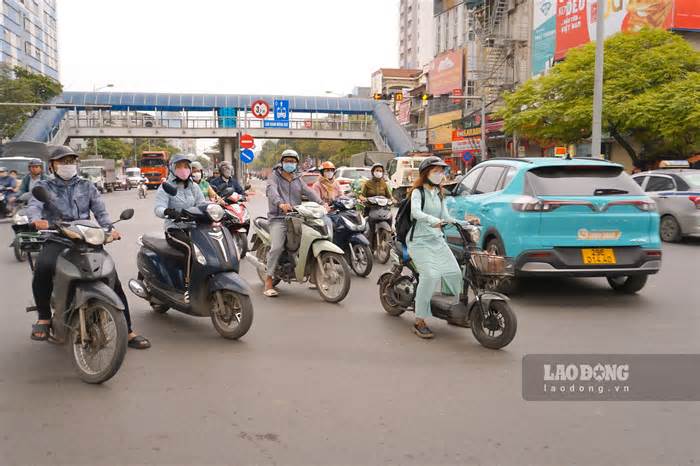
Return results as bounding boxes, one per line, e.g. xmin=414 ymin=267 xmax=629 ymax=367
xmin=555 ymin=0 xmax=697 ymax=60
xmin=428 ymin=49 xmax=464 ymax=96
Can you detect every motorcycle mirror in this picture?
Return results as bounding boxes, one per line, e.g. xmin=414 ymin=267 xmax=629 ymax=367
xmin=31 ymin=185 xmax=50 ymax=203
xmin=120 ymin=209 xmax=135 ymax=221
xmin=162 ymin=182 xmax=178 ymax=196
xmin=220 ymin=187 xmax=234 ymax=198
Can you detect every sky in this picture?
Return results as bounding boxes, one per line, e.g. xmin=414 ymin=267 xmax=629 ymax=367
xmin=58 ymin=0 xmax=399 ymax=96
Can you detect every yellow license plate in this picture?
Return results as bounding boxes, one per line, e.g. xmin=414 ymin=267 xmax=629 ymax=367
xmin=581 ymin=248 xmax=616 ymax=265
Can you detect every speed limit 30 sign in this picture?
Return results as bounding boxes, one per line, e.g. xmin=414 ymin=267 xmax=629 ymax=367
xmin=251 ymin=100 xmax=270 ymax=119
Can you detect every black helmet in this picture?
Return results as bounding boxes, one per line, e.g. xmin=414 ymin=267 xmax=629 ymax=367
xmin=418 ymin=156 xmax=448 ymax=174
xmin=370 ymin=163 xmax=384 ymax=172
xmin=28 ymin=158 xmax=43 ymax=167
xmin=48 ymin=145 xmax=78 ymax=161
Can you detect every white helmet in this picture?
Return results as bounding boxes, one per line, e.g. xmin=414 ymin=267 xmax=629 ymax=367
xmin=280 ymin=149 xmax=299 ymax=163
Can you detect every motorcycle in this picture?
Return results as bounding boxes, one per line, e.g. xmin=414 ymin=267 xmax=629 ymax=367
xmin=364 ymin=196 xmax=394 ymax=264
xmin=329 ymin=196 xmax=373 ymax=277
xmin=220 ymin=191 xmax=250 ymax=260
xmin=10 ymin=192 xmax=42 ymax=264
xmin=128 ymin=183 xmax=254 ymax=340
xmin=248 ymin=202 xmax=352 ymax=303
xmin=27 ymin=186 xmax=134 ymax=383
xmin=377 ymin=221 xmax=517 ymax=349
xmin=0 ymin=186 xmax=15 ymax=217
xmin=137 ymin=179 xmax=148 ymax=199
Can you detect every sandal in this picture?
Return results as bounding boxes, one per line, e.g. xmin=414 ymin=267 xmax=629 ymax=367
xmin=30 ymin=322 xmax=51 ymax=341
xmin=128 ymin=335 xmax=151 ymax=349
xmin=263 ymin=288 xmax=279 ymax=297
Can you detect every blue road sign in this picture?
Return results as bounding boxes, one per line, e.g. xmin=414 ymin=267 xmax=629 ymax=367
xmin=263 ymin=120 xmax=290 ymax=129
xmin=240 ymin=149 xmax=255 ymax=164
xmin=462 ymin=151 xmax=475 ymax=162
xmin=274 ymin=99 xmax=289 ymax=121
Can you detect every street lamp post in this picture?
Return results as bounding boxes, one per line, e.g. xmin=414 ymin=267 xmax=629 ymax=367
xmin=591 ymin=0 xmax=605 ymax=158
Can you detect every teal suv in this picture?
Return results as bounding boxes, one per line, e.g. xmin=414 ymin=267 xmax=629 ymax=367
xmin=444 ymin=157 xmax=662 ymax=293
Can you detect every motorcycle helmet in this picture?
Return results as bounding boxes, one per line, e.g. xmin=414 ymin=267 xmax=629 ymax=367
xmin=279 ymin=149 xmax=300 ymax=163
xmin=48 ymin=145 xmax=78 ymax=161
xmin=191 ymin=161 xmax=204 ymax=171
xmin=319 ymin=161 xmax=336 ymax=175
xmin=28 ymin=158 xmax=43 ymax=168
xmin=418 ymin=155 xmax=448 ymax=174
xmin=169 ymin=153 xmax=193 ymax=173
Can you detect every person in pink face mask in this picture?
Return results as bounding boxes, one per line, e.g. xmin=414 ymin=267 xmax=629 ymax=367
xmin=154 ymin=154 xmax=206 ymax=231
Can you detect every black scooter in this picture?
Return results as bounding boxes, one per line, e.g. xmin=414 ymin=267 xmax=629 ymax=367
xmin=364 ymin=196 xmax=393 ymax=264
xmin=28 ymin=186 xmax=134 ymax=383
xmin=128 ymin=183 xmax=253 ymax=340
xmin=329 ymin=196 xmax=373 ymax=277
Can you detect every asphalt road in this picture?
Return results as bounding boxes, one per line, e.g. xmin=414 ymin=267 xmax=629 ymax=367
xmin=0 ymin=182 xmax=699 ymax=466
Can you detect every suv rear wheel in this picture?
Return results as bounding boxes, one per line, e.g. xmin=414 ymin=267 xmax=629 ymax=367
xmin=607 ymin=275 xmax=648 ymax=294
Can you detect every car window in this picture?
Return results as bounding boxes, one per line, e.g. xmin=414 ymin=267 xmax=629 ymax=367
xmin=525 ymin=165 xmax=644 ymax=196
xmin=339 ymin=169 xmax=370 ymax=180
xmin=681 ymin=173 xmax=700 ymax=189
xmin=497 ymin=167 xmax=517 ymax=190
xmin=670 ymin=174 xmax=690 ymax=191
xmin=474 ymin=166 xmax=506 ymax=194
xmin=459 ymin=167 xmax=483 ymax=195
xmin=645 ymin=176 xmax=675 ymax=192
xmin=387 ymin=160 xmax=397 ymax=177
xmin=633 ymin=176 xmax=646 ymax=187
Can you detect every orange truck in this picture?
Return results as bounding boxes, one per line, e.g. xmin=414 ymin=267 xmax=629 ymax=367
xmin=139 ymin=151 xmax=169 ymax=189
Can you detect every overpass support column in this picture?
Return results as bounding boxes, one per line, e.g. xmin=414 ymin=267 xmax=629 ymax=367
xmin=219 ymin=137 xmax=243 ymax=182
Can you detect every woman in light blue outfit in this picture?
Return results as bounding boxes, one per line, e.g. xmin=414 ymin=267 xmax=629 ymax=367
xmin=408 ymin=156 xmax=462 ymax=339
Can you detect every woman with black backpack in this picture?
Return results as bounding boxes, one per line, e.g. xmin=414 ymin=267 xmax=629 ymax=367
xmin=406 ymin=156 xmax=462 ymax=339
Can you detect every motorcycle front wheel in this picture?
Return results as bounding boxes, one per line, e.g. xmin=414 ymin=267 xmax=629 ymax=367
xmin=13 ymin=240 xmax=26 ymax=262
xmin=350 ymin=244 xmax=373 ymax=277
xmin=210 ymin=290 xmax=254 ymax=340
xmin=315 ymin=252 xmax=351 ymax=303
xmin=234 ymin=232 xmax=248 ymax=259
xmin=69 ymin=302 xmax=128 ymax=384
xmin=470 ymin=300 xmax=517 ymax=350
xmin=378 ymin=273 xmax=407 ymax=316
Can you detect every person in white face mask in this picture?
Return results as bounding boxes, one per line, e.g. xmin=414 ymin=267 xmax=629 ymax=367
xmin=406 ymin=156 xmax=462 ymax=340
xmin=191 ymin=161 xmax=223 ymax=203
xmin=311 ymin=161 xmax=342 ymax=204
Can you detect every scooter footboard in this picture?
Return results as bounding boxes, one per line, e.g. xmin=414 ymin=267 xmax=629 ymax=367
xmin=209 ymin=272 xmax=252 ymax=296
xmin=72 ymin=281 xmax=126 ymax=311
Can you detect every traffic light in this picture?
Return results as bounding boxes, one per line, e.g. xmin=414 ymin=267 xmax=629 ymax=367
xmin=373 ymin=93 xmax=383 ymax=101
xmin=393 ymin=92 xmax=403 ymax=102
xmin=421 ymin=93 xmax=434 ymax=101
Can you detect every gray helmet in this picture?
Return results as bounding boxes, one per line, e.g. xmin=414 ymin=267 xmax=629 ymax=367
xmin=371 ymin=163 xmax=384 ymax=172
xmin=28 ymin=158 xmax=43 ymax=167
xmin=49 ymin=145 xmax=78 ymax=161
xmin=219 ymin=161 xmax=232 ymax=170
xmin=191 ymin=161 xmax=203 ymax=171
xmin=169 ymin=153 xmax=193 ymax=172
xmin=0 ymin=167 xmax=7 ymax=173
xmin=418 ymin=156 xmax=448 ymax=174
xmin=279 ymin=149 xmax=299 ymax=163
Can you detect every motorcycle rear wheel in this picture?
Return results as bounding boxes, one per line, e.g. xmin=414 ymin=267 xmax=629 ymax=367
xmin=70 ymin=302 xmax=128 ymax=384
xmin=378 ymin=273 xmax=407 ymax=316
xmin=470 ymin=300 xmax=517 ymax=350
xmin=255 ymin=245 xmax=280 ymax=286
xmin=13 ymin=240 xmax=26 ymax=262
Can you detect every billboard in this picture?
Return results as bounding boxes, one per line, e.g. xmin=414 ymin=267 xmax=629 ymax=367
xmin=533 ymin=0 xmax=557 ymax=75
xmin=554 ymin=0 xmax=698 ymax=60
xmin=428 ymin=50 xmax=464 ymax=96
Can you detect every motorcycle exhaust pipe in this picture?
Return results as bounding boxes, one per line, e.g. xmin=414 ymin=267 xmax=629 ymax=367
xmin=128 ymin=279 xmax=149 ymax=299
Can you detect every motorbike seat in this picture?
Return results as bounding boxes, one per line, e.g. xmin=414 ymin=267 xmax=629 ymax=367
xmin=141 ymin=234 xmax=186 ymax=261
xmin=254 ymin=217 xmax=270 ymax=233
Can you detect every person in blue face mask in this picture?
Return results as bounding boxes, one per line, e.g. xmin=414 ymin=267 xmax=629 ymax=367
xmin=263 ymin=149 xmax=322 ymax=297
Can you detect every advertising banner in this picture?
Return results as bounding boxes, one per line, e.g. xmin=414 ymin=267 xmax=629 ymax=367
xmin=533 ymin=0 xmax=557 ymax=75
xmin=397 ymin=100 xmax=411 ymax=125
xmin=555 ymin=0 xmax=685 ymax=60
xmin=428 ymin=50 xmax=464 ymax=96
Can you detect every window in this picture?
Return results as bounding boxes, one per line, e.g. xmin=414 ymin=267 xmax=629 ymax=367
xmin=459 ymin=167 xmax=483 ymax=195
xmin=497 ymin=167 xmax=517 ymax=190
xmin=474 ymin=166 xmax=506 ymax=194
xmin=24 ymin=17 xmax=31 ymax=32
xmin=466 ymin=80 xmax=475 ymax=96
xmin=632 ymin=176 xmax=646 ymax=187
xmin=387 ymin=160 xmax=398 ymax=177
xmin=525 ymin=166 xmax=644 ymax=196
xmin=645 ymin=176 xmax=675 ymax=192
xmin=24 ymin=41 xmax=31 ymax=55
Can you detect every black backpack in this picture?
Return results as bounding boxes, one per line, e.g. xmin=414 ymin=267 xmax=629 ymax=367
xmin=395 ymin=187 xmax=425 ymax=245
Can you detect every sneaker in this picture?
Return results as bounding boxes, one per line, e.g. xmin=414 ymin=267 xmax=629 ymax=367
xmin=308 ymin=283 xmax=318 ymax=290
xmin=414 ymin=323 xmax=434 ymax=339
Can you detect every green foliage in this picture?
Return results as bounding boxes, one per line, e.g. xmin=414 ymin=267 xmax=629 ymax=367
xmin=499 ymin=29 xmax=700 ymax=161
xmin=81 ymin=138 xmax=132 ymax=160
xmin=251 ymin=139 xmax=373 ymax=169
xmin=0 ymin=65 xmax=62 ymax=139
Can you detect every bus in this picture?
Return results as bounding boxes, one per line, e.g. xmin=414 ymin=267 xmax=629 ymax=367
xmin=139 ymin=151 xmax=169 ymax=189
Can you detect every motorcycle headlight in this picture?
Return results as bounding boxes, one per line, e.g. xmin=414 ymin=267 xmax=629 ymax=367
xmin=207 ymin=204 xmax=225 ymax=222
xmin=75 ymin=225 xmax=106 ymax=246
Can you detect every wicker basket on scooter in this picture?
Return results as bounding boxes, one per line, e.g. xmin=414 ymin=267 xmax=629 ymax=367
xmin=469 ymin=251 xmax=514 ymax=277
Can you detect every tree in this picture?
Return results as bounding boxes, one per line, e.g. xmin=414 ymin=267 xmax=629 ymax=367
xmin=0 ymin=65 xmax=62 ymax=140
xmin=81 ymin=138 xmax=132 ymax=160
xmin=499 ymin=29 xmax=700 ymax=162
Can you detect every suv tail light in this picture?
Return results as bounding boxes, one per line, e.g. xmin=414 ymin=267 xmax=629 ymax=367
xmin=606 ymin=199 xmax=658 ymax=212
xmin=690 ymin=196 xmax=700 ymax=209
xmin=511 ymin=196 xmax=561 ymax=212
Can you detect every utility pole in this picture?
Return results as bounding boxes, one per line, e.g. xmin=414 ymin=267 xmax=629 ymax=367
xmin=591 ymin=0 xmax=605 ymax=158
xmin=450 ymin=95 xmax=488 ymax=160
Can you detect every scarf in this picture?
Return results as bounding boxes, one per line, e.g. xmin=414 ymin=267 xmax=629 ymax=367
xmin=319 ymin=176 xmax=336 ymax=201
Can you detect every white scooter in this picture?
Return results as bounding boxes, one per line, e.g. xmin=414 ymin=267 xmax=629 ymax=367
xmin=248 ymin=202 xmax=352 ymax=303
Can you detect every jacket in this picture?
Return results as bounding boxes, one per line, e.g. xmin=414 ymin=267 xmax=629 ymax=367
xmin=154 ymin=177 xmax=206 ymax=229
xmin=20 ymin=173 xmax=48 ymax=195
xmin=26 ymin=176 xmax=112 ymax=228
xmin=361 ymin=178 xmax=391 ymax=199
xmin=266 ymin=165 xmax=322 ymax=217
xmin=312 ymin=179 xmax=343 ymax=203
xmin=210 ymin=176 xmax=244 ymax=195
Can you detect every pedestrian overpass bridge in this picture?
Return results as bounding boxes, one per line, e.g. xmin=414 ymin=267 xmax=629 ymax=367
xmin=11 ymin=92 xmax=420 ymax=161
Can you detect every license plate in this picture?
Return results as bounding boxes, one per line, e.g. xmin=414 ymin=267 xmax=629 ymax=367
xmin=581 ymin=248 xmax=616 ymax=265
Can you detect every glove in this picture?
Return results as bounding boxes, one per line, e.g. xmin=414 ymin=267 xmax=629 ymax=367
xmin=164 ymin=208 xmax=181 ymax=221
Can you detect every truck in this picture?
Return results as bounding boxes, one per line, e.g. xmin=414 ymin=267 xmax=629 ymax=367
xmin=81 ymin=158 xmax=117 ymax=193
xmin=139 ymin=151 xmax=169 ymax=189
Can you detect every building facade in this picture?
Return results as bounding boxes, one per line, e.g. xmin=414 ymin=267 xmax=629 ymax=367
xmin=1 ymin=0 xmax=58 ymax=80
xmin=399 ymin=0 xmax=434 ymax=69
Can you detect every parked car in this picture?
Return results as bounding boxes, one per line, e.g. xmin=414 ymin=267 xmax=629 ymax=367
xmin=632 ymin=168 xmax=700 ymax=242
xmin=335 ymin=167 xmax=371 ymax=194
xmin=445 ymin=157 xmax=662 ymax=294
xmin=301 ymin=171 xmax=320 ymax=188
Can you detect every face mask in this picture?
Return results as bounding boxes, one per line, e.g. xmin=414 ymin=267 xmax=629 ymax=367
xmin=428 ymin=172 xmax=444 ymax=185
xmin=282 ymin=163 xmax=297 ymax=173
xmin=221 ymin=168 xmax=232 ymax=178
xmin=323 ymin=171 xmax=334 ymax=180
xmin=56 ymin=164 xmax=78 ymax=180
xmin=373 ymin=171 xmax=383 ymax=179
xmin=192 ymin=172 xmax=202 ymax=182
xmin=175 ymin=167 xmax=191 ymax=181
